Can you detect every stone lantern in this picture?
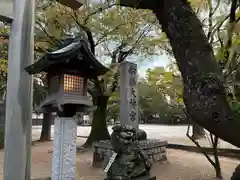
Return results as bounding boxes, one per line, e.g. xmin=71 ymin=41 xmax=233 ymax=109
xmin=25 ymin=37 xmax=108 ymax=180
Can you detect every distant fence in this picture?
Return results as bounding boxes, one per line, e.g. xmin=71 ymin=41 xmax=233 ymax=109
xmin=0 ymin=102 xmax=55 ymax=127
xmin=32 ymin=118 xmax=55 ymax=126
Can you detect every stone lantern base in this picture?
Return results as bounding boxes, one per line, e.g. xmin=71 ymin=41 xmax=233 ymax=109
xmin=52 ymin=117 xmax=77 ymax=180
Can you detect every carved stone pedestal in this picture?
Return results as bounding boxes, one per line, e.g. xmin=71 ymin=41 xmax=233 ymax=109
xmin=52 ymin=117 xmax=77 ymax=180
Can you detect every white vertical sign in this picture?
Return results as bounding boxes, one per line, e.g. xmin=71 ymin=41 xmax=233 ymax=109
xmin=120 ymin=61 xmax=139 ymax=129
xmin=104 ymin=152 xmax=118 ymax=173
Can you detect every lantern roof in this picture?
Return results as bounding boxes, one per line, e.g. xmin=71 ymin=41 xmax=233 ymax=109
xmin=25 ymin=38 xmax=108 ymax=78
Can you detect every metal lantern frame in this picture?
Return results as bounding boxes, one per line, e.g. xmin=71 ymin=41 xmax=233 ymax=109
xmin=39 ymin=72 xmax=91 ymax=113
xmin=25 ymin=38 xmax=108 ymax=114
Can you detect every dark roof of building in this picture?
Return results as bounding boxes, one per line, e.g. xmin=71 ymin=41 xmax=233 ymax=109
xmin=25 ymin=38 xmax=108 ymax=78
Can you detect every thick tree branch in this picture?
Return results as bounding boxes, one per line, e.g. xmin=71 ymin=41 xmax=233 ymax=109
xmin=153 ymin=0 xmax=240 ymax=147
xmin=92 ymin=77 xmax=105 ymax=96
xmin=230 ymin=0 xmax=237 ymax=24
xmin=226 ymin=0 xmax=237 ymax=47
xmin=84 ymin=3 xmax=117 ymax=24
xmin=87 ymin=80 xmax=103 ymax=98
xmin=108 ymin=24 xmax=153 ymax=94
xmin=209 ymin=15 xmax=230 ymax=43
xmin=88 ymin=86 xmax=96 ymax=97
xmin=110 ymin=68 xmax=120 ymax=93
xmin=114 ymin=23 xmax=153 ymax=63
xmin=224 ymin=53 xmax=240 ymax=79
xmin=217 ymin=27 xmax=224 ymax=47
xmin=71 ymin=11 xmax=95 ymax=55
xmin=222 ymin=0 xmax=238 ymax=64
xmin=211 ymin=0 xmax=221 ymax=17
xmin=102 ymin=43 xmax=113 ymax=57
xmin=35 ymin=20 xmax=61 ymax=44
xmin=215 ymin=2 xmax=239 ymax=72
xmin=95 ymin=23 xmax=126 ymax=46
xmin=207 ymin=0 xmax=213 ymax=43
xmin=186 ymin=124 xmax=216 ymax=167
xmin=110 ymin=41 xmax=128 ymax=64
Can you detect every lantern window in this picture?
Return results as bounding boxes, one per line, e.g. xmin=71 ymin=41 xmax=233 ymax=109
xmin=64 ymin=74 xmax=84 ymax=93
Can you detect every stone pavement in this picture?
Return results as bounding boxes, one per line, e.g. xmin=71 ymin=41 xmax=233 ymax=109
xmin=32 ymin=125 xmax=239 ymax=150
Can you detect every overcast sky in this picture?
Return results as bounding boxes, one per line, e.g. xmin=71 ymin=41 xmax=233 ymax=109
xmin=138 ymin=54 xmax=171 ymax=77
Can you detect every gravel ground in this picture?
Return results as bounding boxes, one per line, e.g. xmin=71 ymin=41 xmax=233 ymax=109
xmin=0 ymin=141 xmax=238 ymax=180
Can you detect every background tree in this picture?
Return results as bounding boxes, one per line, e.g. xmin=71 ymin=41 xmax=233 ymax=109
xmin=84 ymin=5 xmax=165 ymax=146
xmin=138 ymin=66 xmax=186 ymax=124
xmin=0 ymin=24 xmax=9 ymax=97
xmin=155 ymin=0 xmax=240 ymax=149
xmin=107 ymin=91 xmax=120 ymax=123
xmin=118 ymin=0 xmax=240 ymax=177
xmin=35 ymin=0 xmax=169 ymax=146
xmin=119 ymin=0 xmax=240 ymax=148
xmin=0 ymin=20 xmax=52 ymax=141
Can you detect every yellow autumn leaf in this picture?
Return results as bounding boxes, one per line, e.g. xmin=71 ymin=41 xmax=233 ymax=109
xmin=176 ymin=98 xmax=183 ymax=103
xmin=164 ymin=72 xmax=173 ymax=83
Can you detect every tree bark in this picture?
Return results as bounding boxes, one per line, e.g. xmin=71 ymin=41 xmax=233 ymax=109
xmin=211 ymin=136 xmax=222 ymax=179
xmin=153 ymin=0 xmax=240 ymax=148
xmin=40 ymin=113 xmax=52 ymax=141
xmin=213 ymin=147 xmax=222 ymax=179
xmin=231 ymin=164 xmax=240 ymax=180
xmin=84 ymin=96 xmax=111 ymax=147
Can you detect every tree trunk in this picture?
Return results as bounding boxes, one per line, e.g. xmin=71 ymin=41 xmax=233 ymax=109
xmin=153 ymin=0 xmax=240 ymax=148
xmin=213 ymin=150 xmax=222 ymax=179
xmin=231 ymin=164 xmax=240 ymax=180
xmin=84 ymin=96 xmax=111 ymax=147
xmin=192 ymin=122 xmax=205 ymax=139
xmin=234 ymin=68 xmax=240 ymax=101
xmin=40 ymin=113 xmax=52 ymax=141
xmin=213 ymin=137 xmax=222 ymax=179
